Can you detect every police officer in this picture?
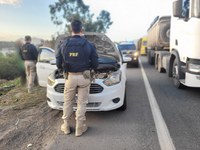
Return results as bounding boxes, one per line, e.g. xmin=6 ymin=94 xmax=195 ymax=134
xmin=19 ymin=35 xmax=38 ymax=93
xmin=56 ymin=20 xmax=98 ymax=137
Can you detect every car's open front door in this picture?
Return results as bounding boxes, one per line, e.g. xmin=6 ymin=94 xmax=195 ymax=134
xmin=36 ymin=47 xmax=56 ymax=87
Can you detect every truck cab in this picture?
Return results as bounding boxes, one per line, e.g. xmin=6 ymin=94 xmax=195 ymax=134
xmin=169 ymin=0 xmax=200 ymax=88
xmin=137 ymin=37 xmax=147 ymax=56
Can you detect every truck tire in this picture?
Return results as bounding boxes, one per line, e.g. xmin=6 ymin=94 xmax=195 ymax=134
xmin=155 ymin=55 xmax=158 ymax=69
xmin=148 ymin=50 xmax=155 ymax=65
xmin=150 ymin=56 xmax=155 ymax=65
xmin=172 ymin=58 xmax=184 ymax=89
xmin=148 ymin=50 xmax=151 ymax=64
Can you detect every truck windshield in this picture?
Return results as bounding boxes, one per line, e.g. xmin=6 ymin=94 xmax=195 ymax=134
xmin=192 ymin=0 xmax=200 ymax=18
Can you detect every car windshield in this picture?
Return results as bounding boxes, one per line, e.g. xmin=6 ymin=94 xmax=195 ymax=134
xmin=118 ymin=44 xmax=136 ymax=51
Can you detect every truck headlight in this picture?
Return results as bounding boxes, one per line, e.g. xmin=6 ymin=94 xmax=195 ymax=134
xmin=188 ymin=63 xmax=200 ymax=73
xmin=103 ymin=70 xmax=121 ymax=86
xmin=47 ymin=73 xmax=55 ymax=86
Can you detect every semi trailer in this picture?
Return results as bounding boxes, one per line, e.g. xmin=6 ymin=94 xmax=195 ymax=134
xmin=147 ymin=16 xmax=171 ymax=66
xmin=147 ymin=0 xmax=200 ymax=88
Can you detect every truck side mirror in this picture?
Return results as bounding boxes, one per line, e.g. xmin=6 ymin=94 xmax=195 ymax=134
xmin=173 ymin=0 xmax=182 ymax=18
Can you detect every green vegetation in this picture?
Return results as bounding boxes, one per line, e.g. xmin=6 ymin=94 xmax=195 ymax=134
xmin=0 ymin=78 xmax=21 ymax=96
xmin=49 ymin=0 xmax=113 ymax=33
xmin=0 ymin=78 xmax=20 ymax=88
xmin=0 ymin=41 xmax=15 ymax=50
xmin=0 ymin=52 xmax=24 ymax=80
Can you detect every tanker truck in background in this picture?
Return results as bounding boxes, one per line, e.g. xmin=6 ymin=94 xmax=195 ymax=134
xmin=147 ymin=0 xmax=200 ymax=88
xmin=147 ymin=16 xmax=171 ymax=66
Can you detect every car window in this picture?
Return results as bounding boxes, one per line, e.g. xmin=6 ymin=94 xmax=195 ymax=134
xmin=38 ymin=48 xmax=55 ymax=63
xmin=118 ymin=44 xmax=136 ymax=51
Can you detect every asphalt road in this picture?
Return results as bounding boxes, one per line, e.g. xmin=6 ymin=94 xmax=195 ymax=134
xmin=45 ymin=56 xmax=200 ymax=150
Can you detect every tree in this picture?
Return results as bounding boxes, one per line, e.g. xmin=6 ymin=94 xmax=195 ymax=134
xmin=49 ymin=0 xmax=113 ymax=33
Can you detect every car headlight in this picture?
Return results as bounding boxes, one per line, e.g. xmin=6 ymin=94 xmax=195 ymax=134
xmin=103 ymin=70 xmax=121 ymax=86
xmin=188 ymin=63 xmax=200 ymax=73
xmin=133 ymin=51 xmax=139 ymax=57
xmin=47 ymin=73 xmax=55 ymax=86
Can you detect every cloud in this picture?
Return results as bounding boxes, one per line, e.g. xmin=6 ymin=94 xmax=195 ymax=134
xmin=0 ymin=0 xmax=21 ymax=5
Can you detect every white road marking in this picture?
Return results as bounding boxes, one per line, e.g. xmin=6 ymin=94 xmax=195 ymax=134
xmin=139 ymin=58 xmax=176 ymax=150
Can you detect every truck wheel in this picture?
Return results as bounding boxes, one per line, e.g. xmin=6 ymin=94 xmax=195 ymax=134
xmin=155 ymin=55 xmax=158 ymax=69
xmin=118 ymin=90 xmax=127 ymax=111
xmin=148 ymin=51 xmax=155 ymax=65
xmin=150 ymin=56 xmax=155 ymax=65
xmin=172 ymin=59 xmax=184 ymax=89
xmin=148 ymin=51 xmax=151 ymax=64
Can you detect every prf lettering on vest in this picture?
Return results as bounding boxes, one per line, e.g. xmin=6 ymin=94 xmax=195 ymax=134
xmin=69 ymin=52 xmax=78 ymax=57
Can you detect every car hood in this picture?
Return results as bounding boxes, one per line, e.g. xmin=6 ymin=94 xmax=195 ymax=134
xmin=55 ymin=32 xmax=121 ymax=62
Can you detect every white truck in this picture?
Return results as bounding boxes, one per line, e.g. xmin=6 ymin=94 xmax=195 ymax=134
xmin=147 ymin=0 xmax=200 ymax=88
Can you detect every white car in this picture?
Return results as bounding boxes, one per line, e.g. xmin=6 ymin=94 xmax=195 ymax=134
xmin=36 ymin=33 xmax=127 ymax=111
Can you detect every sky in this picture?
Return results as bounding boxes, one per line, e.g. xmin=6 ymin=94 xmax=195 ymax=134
xmin=0 ymin=0 xmax=172 ymax=42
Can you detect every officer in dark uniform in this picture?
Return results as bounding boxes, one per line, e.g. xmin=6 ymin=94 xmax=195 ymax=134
xmin=56 ymin=20 xmax=98 ymax=136
xmin=19 ymin=35 xmax=38 ymax=93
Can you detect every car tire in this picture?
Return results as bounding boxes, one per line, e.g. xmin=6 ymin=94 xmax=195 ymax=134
xmin=134 ymin=62 xmax=139 ymax=67
xmin=118 ymin=90 xmax=127 ymax=111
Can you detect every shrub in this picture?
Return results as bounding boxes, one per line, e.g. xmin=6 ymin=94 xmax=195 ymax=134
xmin=0 ymin=52 xmax=24 ymax=80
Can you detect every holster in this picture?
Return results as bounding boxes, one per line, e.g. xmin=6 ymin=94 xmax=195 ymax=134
xmin=83 ymin=70 xmax=91 ymax=79
xmin=64 ymin=72 xmax=68 ymax=80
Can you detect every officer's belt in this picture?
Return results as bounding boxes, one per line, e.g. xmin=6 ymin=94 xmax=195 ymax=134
xmin=68 ymin=72 xmax=83 ymax=75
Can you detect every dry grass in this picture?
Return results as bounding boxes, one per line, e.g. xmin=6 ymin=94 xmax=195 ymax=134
xmin=0 ymin=84 xmax=46 ymax=110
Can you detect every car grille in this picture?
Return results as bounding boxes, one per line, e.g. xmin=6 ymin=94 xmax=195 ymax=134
xmin=57 ymin=101 xmax=101 ymax=108
xmin=54 ymin=83 xmax=104 ymax=94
